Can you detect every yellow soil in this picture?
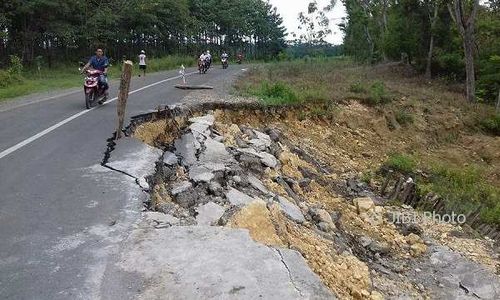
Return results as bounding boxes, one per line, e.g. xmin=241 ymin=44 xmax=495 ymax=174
xmin=228 ymin=199 xmax=284 ymax=247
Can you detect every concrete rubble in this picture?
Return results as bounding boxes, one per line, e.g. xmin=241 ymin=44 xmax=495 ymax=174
xmin=106 ymin=113 xmax=336 ymax=299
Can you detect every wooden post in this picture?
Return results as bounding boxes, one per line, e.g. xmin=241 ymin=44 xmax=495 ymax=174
xmin=116 ymin=60 xmax=133 ymax=139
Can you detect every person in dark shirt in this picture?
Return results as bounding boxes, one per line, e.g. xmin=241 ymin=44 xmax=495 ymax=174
xmin=82 ymin=48 xmax=110 ymax=96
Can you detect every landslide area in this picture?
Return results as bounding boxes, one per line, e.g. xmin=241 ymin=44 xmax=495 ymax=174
xmin=126 ymin=59 xmax=499 ymax=299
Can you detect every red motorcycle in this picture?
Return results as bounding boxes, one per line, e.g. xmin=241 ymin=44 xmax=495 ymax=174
xmin=80 ymin=68 xmax=107 ymax=109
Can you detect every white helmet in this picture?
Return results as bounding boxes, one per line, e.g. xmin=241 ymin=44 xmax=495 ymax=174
xmin=207 ymin=50 xmax=210 ymax=54
xmin=141 ymin=50 xmax=145 ymax=54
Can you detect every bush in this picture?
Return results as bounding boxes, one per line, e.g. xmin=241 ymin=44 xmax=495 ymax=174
xmin=349 ymin=82 xmax=366 ymax=93
xmin=395 ymin=109 xmax=414 ymax=126
xmin=434 ymin=52 xmax=465 ymax=80
xmin=8 ymin=55 xmax=23 ymax=76
xmin=385 ymin=153 xmax=417 ymax=174
xmin=0 ymin=70 xmax=13 ymax=88
xmin=365 ymin=81 xmax=391 ymax=105
xmin=256 ymin=81 xmax=299 ymax=105
xmin=480 ymin=114 xmax=500 ymax=136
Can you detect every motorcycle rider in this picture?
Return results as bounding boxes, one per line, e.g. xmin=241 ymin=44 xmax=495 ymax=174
xmin=221 ymin=51 xmax=229 ymax=68
xmin=205 ymin=50 xmax=212 ymax=68
xmin=237 ymin=52 xmax=244 ymax=64
xmin=81 ymin=48 xmax=109 ymax=99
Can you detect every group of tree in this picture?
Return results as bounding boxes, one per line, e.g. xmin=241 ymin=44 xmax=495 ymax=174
xmin=0 ymin=0 xmax=286 ymax=67
xmin=339 ymin=0 xmax=500 ymax=104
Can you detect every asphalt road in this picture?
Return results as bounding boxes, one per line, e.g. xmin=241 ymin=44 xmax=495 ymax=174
xmin=0 ymin=65 xmax=246 ymax=299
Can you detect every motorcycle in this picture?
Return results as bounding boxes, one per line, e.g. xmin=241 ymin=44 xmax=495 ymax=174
xmin=221 ymin=57 xmax=228 ymax=69
xmin=198 ymin=58 xmax=209 ymax=74
xmin=80 ymin=67 xmax=107 ymax=109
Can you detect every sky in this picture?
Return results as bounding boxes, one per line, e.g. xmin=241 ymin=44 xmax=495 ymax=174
xmin=268 ymin=0 xmax=346 ymax=45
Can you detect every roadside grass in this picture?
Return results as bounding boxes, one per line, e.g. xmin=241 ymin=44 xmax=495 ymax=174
xmin=382 ymin=152 xmax=500 ymax=225
xmin=234 ymin=56 xmax=354 ymax=106
xmin=418 ymin=164 xmax=500 ymax=225
xmin=0 ymin=55 xmax=195 ymax=102
xmin=384 ymin=153 xmax=417 ymax=174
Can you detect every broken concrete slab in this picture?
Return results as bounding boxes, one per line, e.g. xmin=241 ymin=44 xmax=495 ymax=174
xmin=105 ymin=137 xmax=163 ymax=179
xmin=249 ymin=130 xmax=272 ymax=151
xmin=237 ymin=147 xmax=263 ymax=158
xmin=189 ymin=114 xmax=215 ymax=126
xmin=199 ymin=138 xmax=234 ymax=165
xmin=171 ymin=181 xmax=193 ymax=196
xmin=189 ymin=122 xmax=211 ymax=140
xmin=116 ymin=226 xmax=335 ymax=299
xmin=253 ymin=130 xmax=272 ymax=147
xmin=195 ymin=202 xmax=226 ymax=226
xmin=188 ymin=161 xmax=226 ymax=183
xmin=424 ymin=246 xmax=500 ymax=299
xmin=225 ymin=187 xmax=255 ymax=207
xmin=163 ymin=151 xmax=178 ymax=166
xmin=273 ymin=248 xmax=336 ymax=299
xmin=277 ymin=196 xmax=306 ymax=224
xmin=260 ymin=152 xmax=278 ymax=168
xmin=144 ymin=211 xmax=179 ymax=227
xmin=249 ymin=138 xmax=269 ymax=151
xmin=247 ymin=174 xmax=270 ymax=195
xmin=174 ymin=133 xmax=199 ymax=167
xmin=188 ymin=165 xmax=216 ymax=183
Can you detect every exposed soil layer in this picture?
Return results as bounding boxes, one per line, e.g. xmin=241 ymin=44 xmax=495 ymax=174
xmin=130 ymin=102 xmax=499 ymax=299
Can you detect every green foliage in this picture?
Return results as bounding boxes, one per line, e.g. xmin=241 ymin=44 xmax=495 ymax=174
xmin=418 ymin=165 xmax=500 ymax=225
xmin=0 ymin=0 xmax=287 ymax=68
xmin=341 ymin=0 xmax=500 ymax=106
xmin=385 ymin=153 xmax=417 ymax=174
xmin=366 ymin=81 xmax=391 ymax=105
xmin=480 ymin=114 xmax=500 ymax=136
xmin=237 ymin=57 xmax=353 ymax=106
xmin=145 ymin=55 xmax=195 ymax=73
xmin=349 ymin=82 xmax=366 ymax=93
xmin=0 ymin=55 xmax=24 ymax=88
xmin=8 ymin=55 xmax=23 ymax=77
xmin=255 ymin=81 xmax=299 ymax=106
xmin=395 ymin=109 xmax=414 ymax=126
xmin=434 ymin=52 xmax=465 ymax=80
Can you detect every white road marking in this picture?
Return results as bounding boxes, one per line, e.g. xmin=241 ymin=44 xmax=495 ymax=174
xmin=0 ymin=72 xmax=197 ymax=160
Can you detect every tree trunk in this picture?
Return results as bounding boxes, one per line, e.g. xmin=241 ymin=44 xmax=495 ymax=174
xmin=425 ymin=4 xmax=439 ymax=79
xmin=452 ymin=0 xmax=479 ymax=103
xmin=463 ymin=31 xmax=476 ymax=103
xmin=425 ymin=35 xmax=434 ymax=79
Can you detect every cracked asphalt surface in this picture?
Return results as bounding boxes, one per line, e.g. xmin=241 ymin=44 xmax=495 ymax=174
xmin=0 ymin=65 xmax=247 ymax=299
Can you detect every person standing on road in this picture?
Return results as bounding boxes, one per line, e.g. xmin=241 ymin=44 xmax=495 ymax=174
xmin=138 ymin=50 xmax=147 ymax=77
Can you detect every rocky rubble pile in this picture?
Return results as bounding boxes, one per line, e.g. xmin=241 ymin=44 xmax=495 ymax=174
xmin=132 ymin=109 xmax=500 ymax=300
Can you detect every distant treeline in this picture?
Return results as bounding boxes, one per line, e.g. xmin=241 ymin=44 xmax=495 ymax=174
xmin=0 ymin=0 xmax=287 ymax=67
xmin=340 ymin=0 xmax=500 ymax=103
